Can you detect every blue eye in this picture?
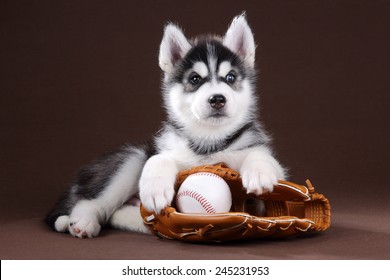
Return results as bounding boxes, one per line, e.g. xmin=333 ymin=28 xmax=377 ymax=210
xmin=189 ymin=73 xmax=202 ymax=85
xmin=225 ymin=72 xmax=236 ymax=83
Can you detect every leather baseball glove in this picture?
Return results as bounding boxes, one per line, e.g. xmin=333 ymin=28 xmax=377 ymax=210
xmin=140 ymin=163 xmax=331 ymax=242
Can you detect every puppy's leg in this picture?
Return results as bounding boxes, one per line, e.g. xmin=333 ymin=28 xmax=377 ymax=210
xmin=240 ymin=146 xmax=286 ymax=195
xmin=139 ymin=154 xmax=178 ymax=213
xmin=109 ymin=204 xmax=150 ymax=234
xmin=45 ymin=145 xmax=148 ymax=238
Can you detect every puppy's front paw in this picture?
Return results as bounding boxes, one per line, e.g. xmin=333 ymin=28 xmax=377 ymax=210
xmin=139 ymin=175 xmax=175 ymax=214
xmin=68 ymin=214 xmax=101 ymax=238
xmin=241 ymin=162 xmax=278 ymax=195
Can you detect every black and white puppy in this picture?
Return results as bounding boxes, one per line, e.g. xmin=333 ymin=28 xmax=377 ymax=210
xmin=45 ymin=13 xmax=286 ymax=238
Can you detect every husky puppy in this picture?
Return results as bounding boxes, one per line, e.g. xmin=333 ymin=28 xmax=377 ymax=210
xmin=45 ymin=13 xmax=286 ymax=238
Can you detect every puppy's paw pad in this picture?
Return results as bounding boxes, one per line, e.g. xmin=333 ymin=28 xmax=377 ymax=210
xmin=68 ymin=216 xmax=101 ymax=238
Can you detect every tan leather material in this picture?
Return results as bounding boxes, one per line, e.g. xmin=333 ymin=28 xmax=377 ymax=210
xmin=140 ymin=163 xmax=331 ymax=242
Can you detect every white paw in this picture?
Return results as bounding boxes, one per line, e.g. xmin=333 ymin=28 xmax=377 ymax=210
xmin=68 ymin=215 xmax=101 ymax=238
xmin=241 ymin=162 xmax=278 ymax=195
xmin=54 ymin=215 xmax=70 ymax=232
xmin=140 ymin=175 xmax=175 ymax=214
xmin=139 ymin=155 xmax=178 ymax=213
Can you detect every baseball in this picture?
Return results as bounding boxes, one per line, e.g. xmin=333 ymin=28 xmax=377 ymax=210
xmin=176 ymin=172 xmax=232 ymax=214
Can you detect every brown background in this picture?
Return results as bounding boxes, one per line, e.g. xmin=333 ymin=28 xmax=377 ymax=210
xmin=1 ymin=0 xmax=389 ymax=259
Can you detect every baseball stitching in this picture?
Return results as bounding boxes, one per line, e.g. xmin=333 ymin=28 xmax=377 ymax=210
xmin=176 ymin=189 xmax=216 ymax=214
xmin=187 ymin=172 xmax=225 ymax=181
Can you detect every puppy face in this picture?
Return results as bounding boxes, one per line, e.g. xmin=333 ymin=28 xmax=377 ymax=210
xmin=159 ymin=14 xmax=257 ymax=130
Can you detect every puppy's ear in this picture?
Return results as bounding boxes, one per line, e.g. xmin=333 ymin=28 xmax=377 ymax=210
xmin=223 ymin=13 xmax=256 ymax=68
xmin=159 ymin=23 xmax=191 ymax=73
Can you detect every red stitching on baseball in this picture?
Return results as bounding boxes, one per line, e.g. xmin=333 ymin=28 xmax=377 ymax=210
xmin=176 ymin=189 xmax=216 ymax=214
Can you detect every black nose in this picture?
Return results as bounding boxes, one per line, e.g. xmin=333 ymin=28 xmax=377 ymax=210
xmin=208 ymin=94 xmax=226 ymax=109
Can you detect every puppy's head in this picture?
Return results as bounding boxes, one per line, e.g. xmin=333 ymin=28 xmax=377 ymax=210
xmin=159 ymin=13 xmax=257 ymax=132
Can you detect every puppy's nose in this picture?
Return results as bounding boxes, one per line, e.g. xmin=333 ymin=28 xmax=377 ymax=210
xmin=208 ymin=94 xmax=226 ymax=109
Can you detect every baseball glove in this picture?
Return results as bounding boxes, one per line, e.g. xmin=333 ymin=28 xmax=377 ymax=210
xmin=140 ymin=163 xmax=331 ymax=242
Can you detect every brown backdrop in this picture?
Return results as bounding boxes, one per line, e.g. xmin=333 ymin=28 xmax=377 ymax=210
xmin=1 ymin=0 xmax=389 ymax=259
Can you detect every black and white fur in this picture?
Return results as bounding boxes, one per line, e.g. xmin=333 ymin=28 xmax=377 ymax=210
xmin=45 ymin=13 xmax=286 ymax=238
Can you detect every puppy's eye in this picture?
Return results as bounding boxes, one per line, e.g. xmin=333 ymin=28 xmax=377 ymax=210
xmin=225 ymin=72 xmax=236 ymax=83
xmin=189 ymin=73 xmax=202 ymax=85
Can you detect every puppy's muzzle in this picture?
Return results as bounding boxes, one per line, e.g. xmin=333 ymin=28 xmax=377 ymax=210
xmin=208 ymin=94 xmax=226 ymax=110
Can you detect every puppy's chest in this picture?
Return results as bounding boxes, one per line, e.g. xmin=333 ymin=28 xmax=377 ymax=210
xmin=158 ymin=133 xmax=249 ymax=170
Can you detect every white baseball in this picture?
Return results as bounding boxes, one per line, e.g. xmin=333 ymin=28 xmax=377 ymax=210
xmin=176 ymin=172 xmax=232 ymax=214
